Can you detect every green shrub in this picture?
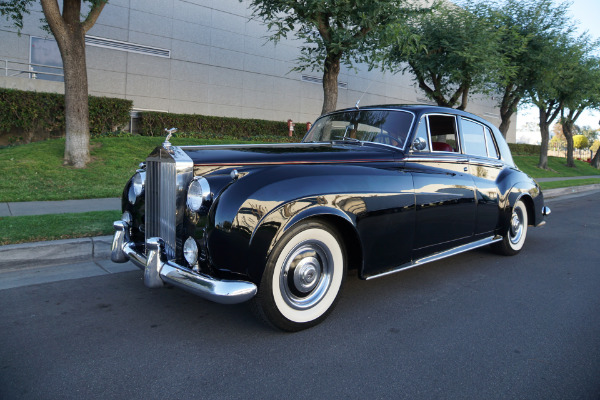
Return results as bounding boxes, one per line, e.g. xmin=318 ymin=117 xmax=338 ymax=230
xmin=88 ymin=96 xmax=133 ymax=135
xmin=508 ymin=143 xmax=540 ymax=155
xmin=573 ymin=135 xmax=589 ymax=149
xmin=138 ymin=111 xmax=305 ymax=141
xmin=0 ymin=88 xmax=132 ymax=141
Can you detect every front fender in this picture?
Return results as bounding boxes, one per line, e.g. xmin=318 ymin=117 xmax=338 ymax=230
xmin=246 ymin=198 xmax=361 ymax=283
xmin=204 ymin=163 xmax=412 ymax=283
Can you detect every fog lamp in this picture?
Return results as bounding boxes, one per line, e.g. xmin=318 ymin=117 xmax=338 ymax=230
xmin=184 ymin=237 xmax=199 ymax=266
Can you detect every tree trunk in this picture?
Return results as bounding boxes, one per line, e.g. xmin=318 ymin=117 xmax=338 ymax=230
xmin=321 ymin=53 xmax=341 ymax=115
xmin=58 ymin=32 xmax=90 ymax=168
xmin=40 ymin=0 xmax=105 ymax=169
xmin=563 ymin=124 xmax=575 ymax=168
xmin=538 ymin=108 xmax=550 ymax=169
xmin=592 ymin=148 xmax=600 ymax=169
xmin=498 ymin=116 xmax=512 ymax=138
xmin=499 ymin=97 xmax=520 ymax=138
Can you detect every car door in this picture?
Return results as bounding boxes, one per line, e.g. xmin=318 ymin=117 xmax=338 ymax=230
xmin=405 ymin=114 xmax=477 ymax=256
xmin=458 ymin=117 xmax=503 ymax=235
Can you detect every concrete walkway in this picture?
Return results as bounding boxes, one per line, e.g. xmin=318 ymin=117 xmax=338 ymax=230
xmin=1 ymin=175 xmax=600 ymax=217
xmin=0 ymin=197 xmax=120 ymax=217
xmin=1 ymin=184 xmax=599 ymax=274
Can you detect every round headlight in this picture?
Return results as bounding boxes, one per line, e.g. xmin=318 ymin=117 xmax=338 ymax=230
xmin=184 ymin=237 xmax=199 ymax=266
xmin=132 ymin=171 xmax=146 ymax=197
xmin=187 ymin=177 xmax=212 ymax=213
xmin=128 ymin=170 xmax=146 ymax=204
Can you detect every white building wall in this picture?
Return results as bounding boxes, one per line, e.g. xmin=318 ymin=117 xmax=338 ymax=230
xmin=0 ymin=0 xmax=516 ymax=142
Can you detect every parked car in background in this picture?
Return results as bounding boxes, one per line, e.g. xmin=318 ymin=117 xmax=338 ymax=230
xmin=111 ymin=105 xmax=550 ymax=331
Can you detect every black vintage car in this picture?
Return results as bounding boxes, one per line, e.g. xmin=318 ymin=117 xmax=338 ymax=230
xmin=111 ymin=105 xmax=550 ymax=331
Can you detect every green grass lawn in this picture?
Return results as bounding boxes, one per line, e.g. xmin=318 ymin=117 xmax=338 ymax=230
xmin=513 ymin=155 xmax=600 ymax=178
xmin=0 ymin=210 xmax=120 ymax=245
xmin=2 ymin=139 xmax=599 ymax=245
xmin=1 ymin=139 xmax=598 ymax=203
xmin=0 ymin=136 xmax=252 ymax=202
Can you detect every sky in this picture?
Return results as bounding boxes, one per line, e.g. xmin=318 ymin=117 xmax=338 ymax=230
xmin=516 ymin=0 xmax=600 ymax=143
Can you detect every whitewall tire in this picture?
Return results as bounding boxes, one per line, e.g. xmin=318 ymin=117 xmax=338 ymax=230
xmin=253 ymin=220 xmax=346 ymax=331
xmin=493 ymin=199 xmax=528 ymax=256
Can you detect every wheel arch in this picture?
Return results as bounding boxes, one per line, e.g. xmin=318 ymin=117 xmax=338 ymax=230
xmin=247 ymin=205 xmax=363 ymax=284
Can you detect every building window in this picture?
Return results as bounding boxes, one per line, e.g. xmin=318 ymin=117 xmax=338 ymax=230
xmin=30 ymin=36 xmax=64 ymax=82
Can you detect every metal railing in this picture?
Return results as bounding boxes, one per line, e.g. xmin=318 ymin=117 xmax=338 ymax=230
xmin=2 ymin=59 xmax=64 ymax=79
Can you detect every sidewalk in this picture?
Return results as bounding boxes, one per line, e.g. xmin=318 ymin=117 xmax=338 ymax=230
xmin=0 ymin=197 xmax=120 ymax=217
xmin=1 ymin=183 xmax=599 ymax=274
xmin=3 ymin=175 xmax=599 ymax=217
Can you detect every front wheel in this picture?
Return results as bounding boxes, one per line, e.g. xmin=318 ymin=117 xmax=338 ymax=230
xmin=493 ymin=199 xmax=528 ymax=256
xmin=253 ymin=221 xmax=346 ymax=331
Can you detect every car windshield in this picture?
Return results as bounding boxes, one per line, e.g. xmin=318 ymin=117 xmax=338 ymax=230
xmin=303 ymin=109 xmax=414 ymax=149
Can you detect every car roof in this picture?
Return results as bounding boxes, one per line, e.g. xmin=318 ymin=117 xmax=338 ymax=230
xmin=328 ymin=104 xmax=493 ymax=126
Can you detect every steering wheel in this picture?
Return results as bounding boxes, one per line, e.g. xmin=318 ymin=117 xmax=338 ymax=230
xmin=374 ymin=133 xmax=400 ymax=147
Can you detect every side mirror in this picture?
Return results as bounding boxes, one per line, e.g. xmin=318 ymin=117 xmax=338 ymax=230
xmin=412 ymin=137 xmax=427 ymax=151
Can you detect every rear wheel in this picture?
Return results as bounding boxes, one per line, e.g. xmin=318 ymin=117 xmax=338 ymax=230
xmin=493 ymin=199 xmax=528 ymax=256
xmin=253 ymin=221 xmax=346 ymax=331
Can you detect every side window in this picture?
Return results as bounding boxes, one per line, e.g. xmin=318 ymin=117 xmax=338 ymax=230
xmin=461 ymin=119 xmax=488 ymax=157
xmin=484 ymin=127 xmax=499 ymax=159
xmin=412 ymin=117 xmax=430 ymax=151
xmin=428 ymin=115 xmax=459 ymax=152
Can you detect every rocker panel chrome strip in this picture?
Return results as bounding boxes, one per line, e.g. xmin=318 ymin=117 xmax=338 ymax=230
xmin=365 ymin=235 xmax=502 ymax=280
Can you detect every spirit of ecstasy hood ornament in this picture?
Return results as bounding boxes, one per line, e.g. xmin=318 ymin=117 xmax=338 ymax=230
xmin=163 ymin=127 xmax=177 ymax=149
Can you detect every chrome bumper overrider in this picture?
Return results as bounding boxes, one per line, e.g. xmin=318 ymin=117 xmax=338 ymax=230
xmin=111 ymin=220 xmax=257 ymax=304
xmin=542 ymin=206 xmax=551 ymax=216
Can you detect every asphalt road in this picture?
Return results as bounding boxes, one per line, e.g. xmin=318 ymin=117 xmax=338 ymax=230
xmin=1 ymin=191 xmax=599 ymax=400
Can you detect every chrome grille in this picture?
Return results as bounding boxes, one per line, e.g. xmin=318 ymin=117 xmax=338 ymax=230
xmin=146 ymin=159 xmax=177 ymax=259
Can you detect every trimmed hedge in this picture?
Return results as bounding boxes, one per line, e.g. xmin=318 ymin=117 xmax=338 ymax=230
xmin=0 ymin=88 xmax=132 ymax=142
xmin=508 ymin=143 xmax=540 ymax=155
xmin=137 ymin=111 xmax=305 ymax=142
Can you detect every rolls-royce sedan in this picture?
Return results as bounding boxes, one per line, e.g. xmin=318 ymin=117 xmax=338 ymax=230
xmin=111 ymin=105 xmax=550 ymax=331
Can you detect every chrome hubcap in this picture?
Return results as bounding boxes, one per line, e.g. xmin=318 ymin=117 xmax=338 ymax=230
xmin=280 ymin=241 xmax=332 ymax=310
xmin=293 ymin=258 xmax=320 ymax=293
xmin=509 ymin=210 xmax=523 ymax=244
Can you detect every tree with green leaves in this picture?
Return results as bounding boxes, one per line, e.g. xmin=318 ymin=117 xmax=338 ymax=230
xmin=488 ymin=0 xmax=572 ymax=138
xmin=524 ymin=31 xmax=581 ymax=170
xmin=559 ymin=51 xmax=600 ymax=167
xmin=0 ymin=0 xmax=107 ymax=168
xmin=245 ymin=0 xmax=429 ymax=115
xmin=386 ymin=2 xmax=504 ymax=110
xmin=572 ymin=135 xmax=589 ymax=150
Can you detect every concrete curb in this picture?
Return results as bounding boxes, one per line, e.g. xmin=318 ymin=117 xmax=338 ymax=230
xmin=543 ymin=184 xmax=600 ymax=199
xmin=0 ymin=235 xmax=113 ymax=271
xmin=1 ymin=185 xmax=598 ymax=271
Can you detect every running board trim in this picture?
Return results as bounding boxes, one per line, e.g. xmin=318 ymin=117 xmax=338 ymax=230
xmin=365 ymin=235 xmax=502 ymax=280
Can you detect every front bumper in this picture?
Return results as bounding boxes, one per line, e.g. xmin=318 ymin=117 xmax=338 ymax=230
xmin=111 ymin=220 xmax=257 ymax=304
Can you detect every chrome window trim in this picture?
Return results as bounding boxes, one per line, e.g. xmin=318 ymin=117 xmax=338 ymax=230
xmin=459 ymin=117 xmax=501 ymax=161
xmin=468 ymin=158 xmax=505 ymax=168
xmin=411 ymin=116 xmax=431 ymax=153
xmin=403 ymin=155 xmax=469 ymax=163
xmin=424 ymin=113 xmax=462 ymax=154
xmin=483 ymin=126 xmax=500 ymax=160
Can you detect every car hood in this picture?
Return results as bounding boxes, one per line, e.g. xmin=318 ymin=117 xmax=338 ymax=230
xmin=180 ymin=142 xmax=401 ymax=166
